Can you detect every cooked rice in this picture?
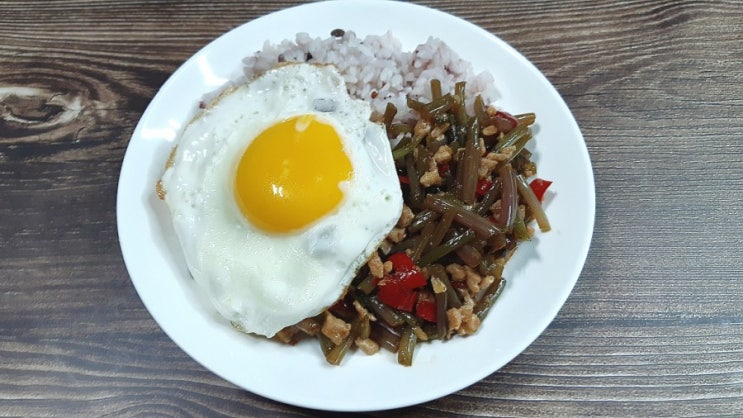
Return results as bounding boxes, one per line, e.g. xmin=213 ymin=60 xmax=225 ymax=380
xmin=242 ymin=30 xmax=498 ymax=123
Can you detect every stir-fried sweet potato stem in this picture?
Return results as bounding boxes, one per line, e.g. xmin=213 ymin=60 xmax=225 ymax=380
xmin=270 ymin=79 xmax=550 ymax=366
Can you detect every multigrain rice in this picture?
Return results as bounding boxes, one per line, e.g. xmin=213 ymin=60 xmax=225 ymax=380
xmin=242 ymin=30 xmax=498 ymax=123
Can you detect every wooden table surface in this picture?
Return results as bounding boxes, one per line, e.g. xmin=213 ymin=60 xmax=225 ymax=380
xmin=2 ymin=0 xmax=742 ymax=416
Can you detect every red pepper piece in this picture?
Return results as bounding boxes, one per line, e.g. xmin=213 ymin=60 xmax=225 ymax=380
xmin=398 ymin=175 xmax=409 ymax=184
xmin=378 ymin=253 xmax=427 ymax=311
xmin=377 ymin=276 xmax=418 ymax=312
xmin=476 ymin=178 xmax=493 ymax=197
xmin=438 ymin=163 xmax=450 ymax=176
xmin=386 ymin=252 xmax=426 ymax=289
xmin=494 ymin=110 xmax=519 ymax=133
xmin=415 ymin=291 xmax=437 ymax=323
xmin=387 ymin=252 xmax=416 ymax=271
xmin=451 ymin=280 xmax=468 ymax=290
xmin=397 ymin=268 xmax=427 ymax=290
xmin=529 ymin=178 xmax=553 ymax=202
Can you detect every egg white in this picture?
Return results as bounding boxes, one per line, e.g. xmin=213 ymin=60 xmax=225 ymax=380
xmin=161 ymin=63 xmax=403 ymax=337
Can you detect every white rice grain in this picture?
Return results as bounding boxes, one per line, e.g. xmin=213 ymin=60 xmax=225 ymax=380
xmin=242 ymin=30 xmax=498 ymax=123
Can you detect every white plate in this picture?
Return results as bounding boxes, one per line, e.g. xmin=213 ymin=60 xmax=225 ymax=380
xmin=117 ymin=0 xmax=595 ymax=411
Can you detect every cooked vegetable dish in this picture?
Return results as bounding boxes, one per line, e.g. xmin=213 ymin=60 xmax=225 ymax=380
xmin=269 ymin=80 xmax=552 ymax=366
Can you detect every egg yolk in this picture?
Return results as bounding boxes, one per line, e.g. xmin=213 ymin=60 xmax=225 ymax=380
xmin=234 ymin=114 xmax=353 ymax=233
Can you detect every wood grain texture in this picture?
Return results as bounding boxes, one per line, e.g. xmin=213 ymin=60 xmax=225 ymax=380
xmin=1 ymin=0 xmax=742 ymax=416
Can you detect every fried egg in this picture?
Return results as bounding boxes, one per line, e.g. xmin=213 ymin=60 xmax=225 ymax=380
xmin=160 ymin=63 xmax=403 ymax=337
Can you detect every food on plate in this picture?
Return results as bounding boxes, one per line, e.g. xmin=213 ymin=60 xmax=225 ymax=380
xmin=275 ymin=79 xmax=551 ymax=366
xmin=242 ymin=30 xmax=498 ymax=124
xmin=158 ymin=30 xmax=552 ymax=366
xmin=158 ymin=63 xmax=403 ymax=337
